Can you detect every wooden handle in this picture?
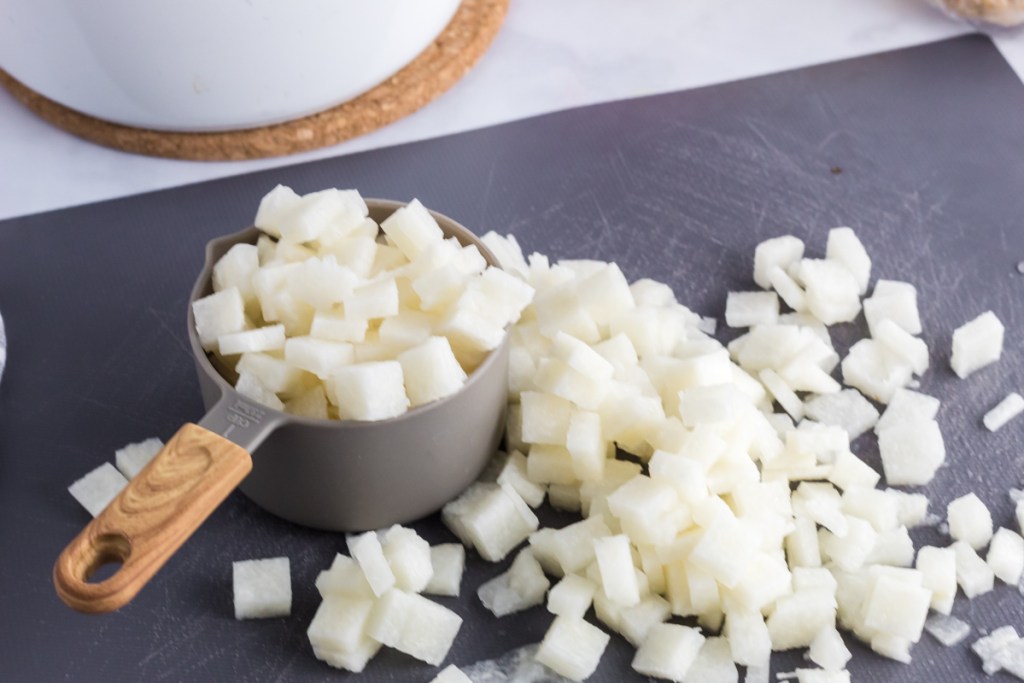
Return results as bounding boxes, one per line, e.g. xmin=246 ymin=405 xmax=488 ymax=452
xmin=53 ymin=423 xmax=253 ymax=613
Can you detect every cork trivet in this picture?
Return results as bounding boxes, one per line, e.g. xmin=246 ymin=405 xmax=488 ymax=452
xmin=0 ymin=0 xmax=507 ymax=161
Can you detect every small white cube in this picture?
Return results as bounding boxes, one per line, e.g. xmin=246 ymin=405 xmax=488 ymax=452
xmin=68 ymin=462 xmax=128 ymax=517
xmin=725 ymin=291 xmax=779 ymax=328
xmin=952 ymin=540 xmax=995 ymax=599
xmin=547 ymin=574 xmax=598 ymax=618
xmin=915 ymin=545 xmax=957 ymax=615
xmin=951 ymin=310 xmax=1004 ymax=379
xmin=987 ymin=527 xmax=1024 ymax=585
xmin=424 ymin=543 xmax=465 ymax=597
xmin=379 ymin=199 xmax=445 ymax=260
xmin=877 ymin=418 xmax=945 ymax=486
xmin=327 ymin=361 xmax=409 ymax=421
xmin=366 ymin=589 xmax=463 ymax=666
xmin=825 ymin=227 xmax=871 ymax=294
xmin=631 ymin=623 xmax=705 ymax=681
xmin=536 ymin=616 xmax=610 ymax=681
xmin=983 ymin=392 xmax=1024 ymax=432
xmin=192 ymin=287 xmax=246 ymax=350
xmin=283 ymin=336 xmax=354 ymax=379
xmin=864 ymin=281 xmax=921 ymax=337
xmin=114 ymin=437 xmax=163 ymax=479
xmin=381 ymin=525 xmax=433 ymax=593
xmin=347 ymin=530 xmax=395 ymax=596
xmin=232 ymin=557 xmax=291 ymax=619
xmin=593 ymin=535 xmax=640 ymax=606
xmin=398 ymin=336 xmax=468 ymax=407
xmin=804 ymin=389 xmax=880 ymax=441
xmin=947 ymin=492 xmax=993 ymax=551
xmin=798 ymin=258 xmax=862 ymax=325
xmin=753 ymin=235 xmax=804 ymax=290
xmin=430 ymin=665 xmax=472 ymax=683
xmin=477 ymin=548 xmax=550 ymax=617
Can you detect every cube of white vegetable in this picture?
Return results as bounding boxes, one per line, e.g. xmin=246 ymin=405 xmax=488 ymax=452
xmin=809 ymin=628 xmax=852 ymax=671
xmin=381 ymin=525 xmax=433 ymax=593
xmin=345 ymin=277 xmax=399 ymax=321
xmin=875 ymin=388 xmax=940 ymax=433
xmin=753 ymin=235 xmax=804 ymax=290
xmin=441 ymin=482 xmax=539 ymax=562
xmin=438 ymin=306 xmax=508 ymax=357
xmin=547 ymin=574 xmax=597 ymax=618
xmin=478 ymin=548 xmax=550 ymax=617
xmin=759 ymin=368 xmax=804 ymax=421
xmin=683 ymin=637 xmax=738 ymax=683
xmin=983 ymin=392 xmax=1024 ymax=432
xmin=315 ymin=553 xmax=374 ymax=599
xmin=232 ymin=557 xmax=291 ymax=619
xmin=607 ymin=475 xmax=684 ymax=546
xmin=724 ymin=610 xmax=771 ymax=667
xmin=213 ymin=243 xmax=260 ymax=303
xmin=284 ymin=384 xmax=329 ymax=420
xmin=310 ymin=312 xmax=369 ymax=343
xmin=366 ymin=588 xmax=462 ymax=665
xmin=725 ymin=291 xmax=779 ymax=328
xmin=864 ymin=282 xmax=922 ymax=337
xmin=819 ymin=517 xmax=877 ymax=573
xmin=915 ymin=546 xmax=957 ymax=615
xmin=496 ymin=450 xmax=546 ymax=508
xmin=547 ymin=516 xmax=613 ymax=576
xmin=841 ymin=339 xmax=913 ymax=405
xmin=617 ymin=593 xmax=672 ymax=647
xmin=947 ymin=493 xmax=993 ymax=551
xmin=952 ymin=540 xmax=995 ymax=598
xmin=536 ymin=616 xmax=610 ymax=681
xmin=396 ymin=336 xmax=467 ymax=407
xmin=235 ymin=371 xmax=285 ymax=411
xmin=327 ymin=361 xmax=408 ymax=421
xmin=631 ymin=623 xmax=705 ymax=681
xmin=987 ymin=527 xmax=1024 ymax=585
xmin=68 ymin=462 xmax=128 ymax=517
xmin=519 ymin=391 xmax=572 ymax=446
xmin=564 ymin=410 xmax=606 ymax=483
xmin=283 ymin=336 xmax=353 ymax=379
xmin=114 ymin=437 xmax=163 ymax=479
xmin=923 ymin=613 xmax=971 ymax=647
xmin=825 ymin=227 xmax=871 ymax=294
xmin=593 ymin=535 xmax=640 ymax=606
xmin=193 ymin=287 xmax=246 ymax=350
xmin=766 ymin=589 xmax=838 ymax=650
xmin=279 ymin=189 xmax=365 ymax=244
xmin=891 ymin=491 xmax=931 ymax=528
xmin=827 ymin=451 xmax=881 ymax=491
xmin=767 ymin=265 xmax=807 ymax=312
xmin=951 ymin=311 xmax=1004 ymax=379
xmin=286 ymin=255 xmax=360 ymax=311
xmin=236 ymin=352 xmax=307 ymax=395
xmin=877 ymin=418 xmax=945 ymax=486
xmin=347 ymin=530 xmax=395 ymax=597
xmin=430 ymin=665 xmax=473 ymax=683
xmin=380 ymin=199 xmax=445 ymax=260
xmin=873 ymin=318 xmax=929 ymax=376
xmin=972 ymin=625 xmax=1021 ymax=675
xmin=863 ymin=575 xmax=931 ymax=642
xmin=254 ymin=184 xmax=301 ymax=237
xmin=423 ymin=543 xmax=465 ymax=597
xmin=804 ymin=389 xmax=879 ymax=441
xmin=797 ymin=259 xmax=861 ymax=325
xmin=307 ymin=594 xmax=381 ymax=672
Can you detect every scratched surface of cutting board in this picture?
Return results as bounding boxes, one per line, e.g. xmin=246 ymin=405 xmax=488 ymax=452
xmin=1 ymin=34 xmax=1023 ymax=681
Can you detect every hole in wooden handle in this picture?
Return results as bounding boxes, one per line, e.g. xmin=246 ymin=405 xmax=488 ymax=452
xmin=82 ymin=533 xmax=132 ymax=584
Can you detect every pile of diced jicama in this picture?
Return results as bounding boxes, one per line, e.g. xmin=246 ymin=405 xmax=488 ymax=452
xmin=191 ymin=186 xmax=533 ymax=421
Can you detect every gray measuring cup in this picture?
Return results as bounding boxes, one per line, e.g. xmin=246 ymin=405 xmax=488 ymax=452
xmin=54 ymin=200 xmax=509 ymax=613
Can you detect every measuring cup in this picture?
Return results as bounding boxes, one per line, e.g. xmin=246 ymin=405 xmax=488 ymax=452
xmin=53 ymin=200 xmax=510 ymax=613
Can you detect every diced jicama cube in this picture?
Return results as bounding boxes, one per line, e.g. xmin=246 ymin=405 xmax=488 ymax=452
xmin=547 ymin=516 xmax=613 ymax=576
xmin=947 ymin=493 xmax=993 ymax=550
xmin=616 ymin=593 xmax=672 ymax=647
xmin=232 ymin=557 xmax=291 ymax=619
xmin=841 ymin=339 xmax=912 ymax=404
xmin=307 ymin=595 xmax=381 ymax=672
xmin=972 ymin=625 xmax=1020 ymax=675
xmin=526 ymin=444 xmax=575 ymax=485
xmin=804 ymin=389 xmax=879 ymax=441
xmin=951 ymin=310 xmax=1004 ymax=378
xmin=994 ymin=637 xmax=1024 ymax=679
xmin=381 ymin=525 xmax=433 ymax=593
xmin=315 ymin=554 xmax=374 ymax=599
xmin=987 ymin=527 xmax=1024 ymax=585
xmin=759 ymin=368 xmax=803 ymax=421
xmin=284 ymin=384 xmax=329 ymax=419
xmin=378 ymin=311 xmax=436 ymax=348
xmin=441 ymin=482 xmax=539 ymax=562
xmin=287 ymin=255 xmax=359 ymax=311
xmin=346 ymin=277 xmax=399 ymax=320
xmin=235 ymin=371 xmax=285 ymax=411
xmin=877 ymin=418 xmax=945 ymax=486
xmin=424 ymin=543 xmax=465 ymax=597
xmin=862 ymin=575 xmax=930 ymax=642
xmin=825 ymin=227 xmax=871 ymax=294
xmin=536 ymin=615 xmax=610 ymax=681
xmin=924 ymin=613 xmax=971 ymax=647
xmin=631 ymin=623 xmax=705 ymax=681
xmin=689 ymin=517 xmax=760 ymax=588
xmin=984 ymin=392 xmax=1024 ymax=432
xmin=439 ymin=306 xmax=507 ymax=358
xmin=915 ymin=546 xmax=957 ymax=614
xmin=819 ymin=517 xmax=877 ymax=573
xmin=114 ymin=437 xmax=163 ymax=479
xmin=808 ymin=628 xmax=852 ymax=671
xmin=347 ymin=530 xmax=395 ymax=597
xmin=723 ymin=610 xmax=771 ymax=667
xmin=725 ymin=292 xmax=779 ymax=328
xmin=547 ymin=574 xmax=597 ymax=618
xmin=327 ymin=361 xmax=408 ymax=421
xmin=952 ymin=540 xmax=995 ymax=598
xmin=236 ymin=352 xmax=308 ymax=395
xmin=480 ymin=232 xmax=529 ymax=279
xmin=519 ymin=391 xmax=573 ymax=445
xmin=495 ymin=450 xmax=546 ymax=508
xmin=683 ymin=636 xmax=738 ymax=683
xmin=565 ymin=410 xmax=606 ymax=483
xmin=282 ymin=336 xmax=353 ymax=379
xmin=797 ymin=259 xmax=861 ymax=325
xmin=873 ymin=319 xmax=928 ymax=376
xmin=753 ymin=236 xmax=804 ymax=290
xmin=768 ymin=265 xmax=807 ymax=312
xmin=430 ymin=665 xmax=473 ymax=683
xmin=68 ymin=462 xmax=128 ymax=517
xmin=366 ymin=589 xmax=463 ymax=665
xmin=875 ymin=388 xmax=940 ymax=433
xmin=593 ymin=535 xmax=640 ymax=606
xmin=213 ymin=243 xmax=260 ymax=302
xmin=279 ymin=189 xmax=366 ymax=244
xmin=867 ymin=526 xmax=915 ymax=567
xmin=477 ymin=548 xmax=550 ymax=617
xmin=398 ymin=336 xmax=467 ymax=407
xmin=380 ymin=199 xmax=444 ymax=260
xmin=254 ymin=184 xmax=301 ymax=237
xmin=193 ymin=287 xmax=246 ymax=350
xmin=891 ymin=491 xmax=931 ymax=528
xmin=841 ymin=486 xmax=899 ymax=533
xmin=310 ymin=312 xmax=369 ymax=343
xmin=766 ymin=589 xmax=838 ymax=650
xmin=827 ymin=451 xmax=881 ymax=491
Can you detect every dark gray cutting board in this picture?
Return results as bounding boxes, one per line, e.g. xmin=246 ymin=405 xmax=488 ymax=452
xmin=2 ymin=34 xmax=1023 ymax=682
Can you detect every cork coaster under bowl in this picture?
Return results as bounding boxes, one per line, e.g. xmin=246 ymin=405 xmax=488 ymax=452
xmin=0 ymin=0 xmax=507 ymax=161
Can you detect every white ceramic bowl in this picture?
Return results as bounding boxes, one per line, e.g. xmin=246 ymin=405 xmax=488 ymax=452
xmin=0 ymin=0 xmax=460 ymax=132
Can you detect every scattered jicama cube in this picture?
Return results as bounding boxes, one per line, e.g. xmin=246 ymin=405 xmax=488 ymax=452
xmin=950 ymin=311 xmax=1004 ymax=379
xmin=283 ymin=336 xmax=353 ymax=379
xmin=863 ymin=280 xmax=921 ymax=337
xmin=423 ymin=543 xmax=465 ymax=597
xmin=924 ymin=613 xmax=971 ymax=647
xmin=753 ymin=236 xmax=804 ymax=290
xmin=366 ymin=589 xmax=463 ymax=665
xmin=803 ymin=389 xmax=879 ymax=441
xmin=983 ymin=392 xmax=1024 ymax=432
xmin=347 ymin=530 xmax=395 ymax=597
xmin=430 ymin=664 xmax=473 ymax=683
xmin=478 ymin=549 xmax=550 ymax=617
xmin=876 ymin=418 xmax=945 ymax=486
xmin=307 ymin=594 xmax=380 ymax=672
xmin=825 ymin=227 xmax=871 ymax=294
xmin=725 ymin=291 xmax=779 ymax=328
xmin=987 ymin=527 xmax=1024 ymax=585
xmin=947 ymin=493 xmax=993 ymax=551
xmin=233 ymin=557 xmax=291 ymax=619
xmin=547 ymin=574 xmax=597 ymax=618
xmin=381 ymin=525 xmax=433 ymax=594
xmin=631 ymin=623 xmax=705 ymax=681
xmin=114 ymin=437 xmax=163 ymax=479
xmin=808 ymin=628 xmax=852 ymax=671
xmin=797 ymin=258 xmax=861 ymax=325
xmin=68 ymin=462 xmax=128 ymax=517
xmin=951 ymin=540 xmax=995 ymax=598
xmin=875 ymin=388 xmax=940 ymax=433
xmin=535 ymin=615 xmax=610 ymax=681
xmin=972 ymin=625 xmax=1020 ymax=675
xmin=915 ymin=546 xmax=957 ymax=615
xmin=442 ymin=482 xmax=539 ymax=562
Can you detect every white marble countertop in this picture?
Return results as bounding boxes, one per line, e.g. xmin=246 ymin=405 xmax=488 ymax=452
xmin=2 ymin=0 xmax=1021 ymax=222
